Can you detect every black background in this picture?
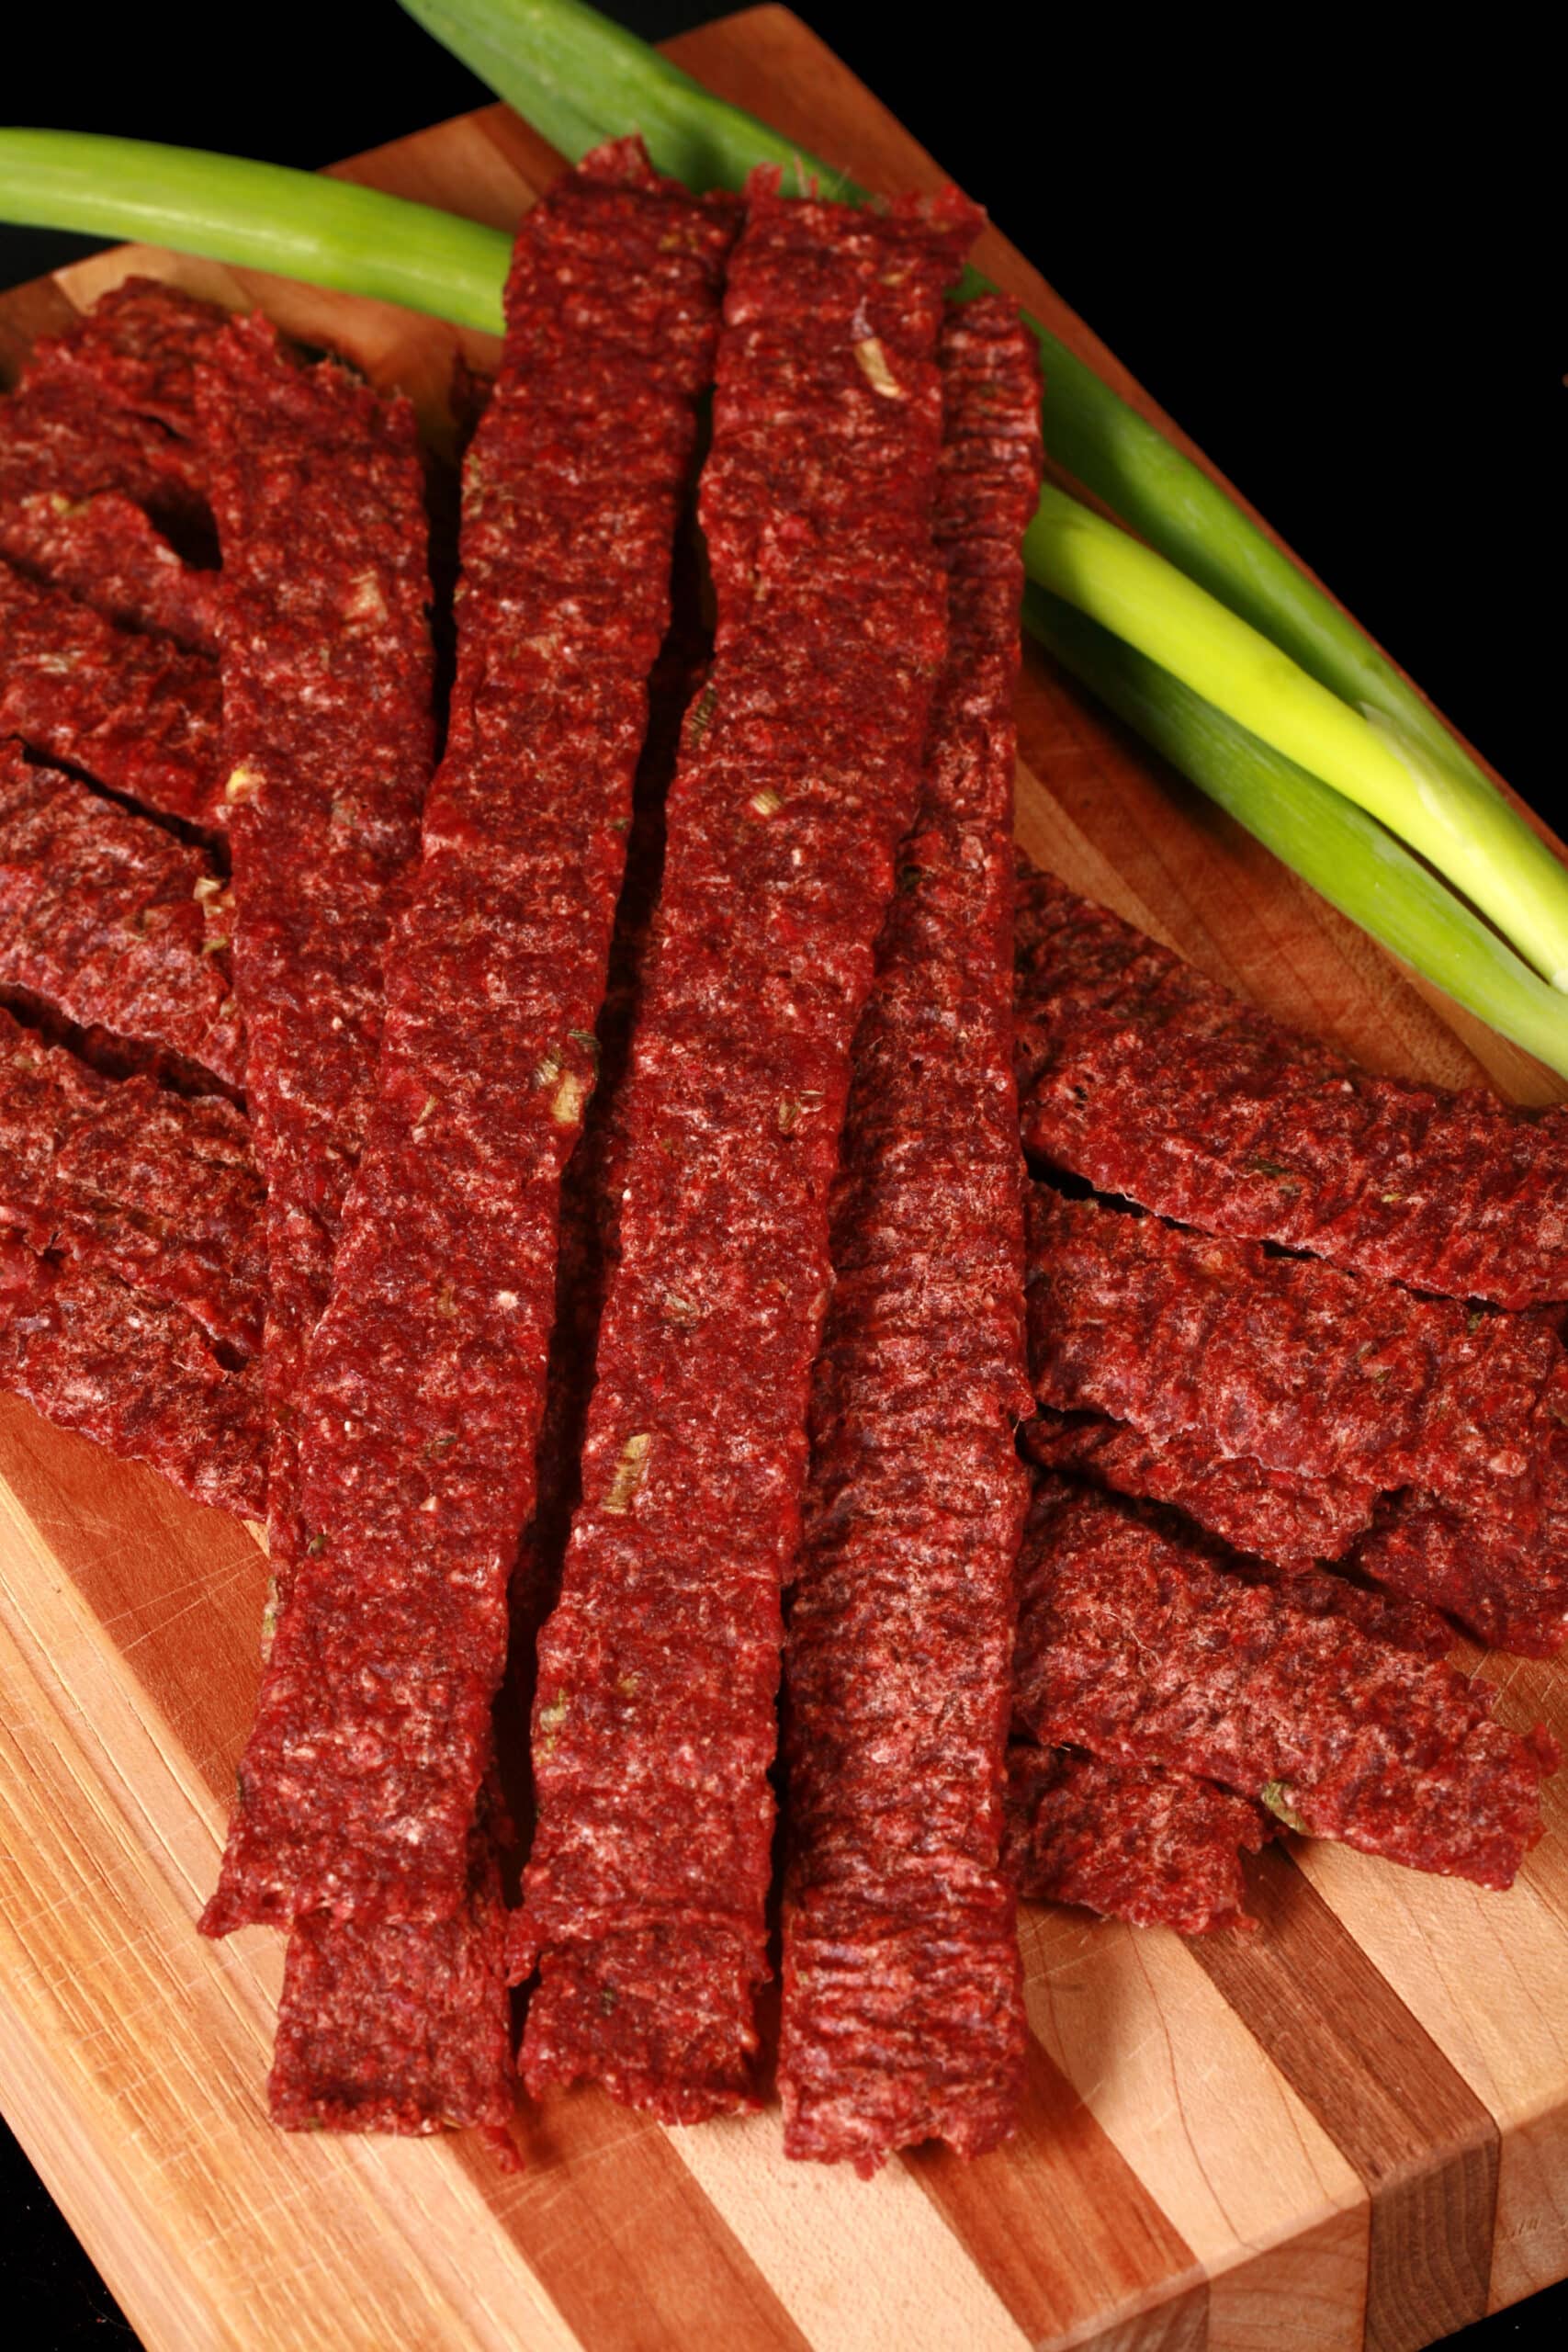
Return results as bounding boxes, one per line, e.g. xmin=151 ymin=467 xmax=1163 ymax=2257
xmin=2 ymin=5 xmax=1563 ymax=2344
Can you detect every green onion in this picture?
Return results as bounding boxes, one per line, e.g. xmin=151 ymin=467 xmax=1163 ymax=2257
xmin=1024 ymin=486 xmax=1568 ymax=987
xmin=0 ymin=129 xmax=510 ymax=332
xmin=398 ymin=4 xmax=1546 ymax=896
xmin=1024 ymin=587 xmax=1568 ymax=1079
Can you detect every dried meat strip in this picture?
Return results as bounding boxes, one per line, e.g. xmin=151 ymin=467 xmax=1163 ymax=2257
xmin=0 ymin=742 xmax=243 ymax=1091
xmin=197 ymin=314 xmax=437 ymax=1621
xmin=1012 ymin=1480 xmax=1557 ymax=1889
xmin=777 ymin=296 xmax=1039 ymax=2173
xmin=517 ymin=175 xmax=981 ymax=2126
xmin=1353 ymin=1485 xmax=1568 ymax=1657
xmin=1004 ymin=1742 xmax=1268 ymax=1936
xmin=1 ymin=279 xmax=221 ymax=645
xmin=1026 ymin=1188 xmax=1562 ymax=1519
xmin=1014 ymin=865 xmax=1568 ymax=1308
xmin=0 ymin=559 xmax=222 ymax=832
xmin=202 ymin=145 xmax=739 ymax=1998
xmin=0 ymin=1007 xmax=265 ymax=1358
xmin=0 ymin=1233 xmax=267 ymax=1518
xmin=1021 ymin=1406 xmax=1379 ymax=1569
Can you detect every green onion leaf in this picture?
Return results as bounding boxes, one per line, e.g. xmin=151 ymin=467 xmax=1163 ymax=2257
xmin=1025 ymin=586 xmax=1568 ymax=1078
xmin=0 ymin=128 xmax=509 ymax=332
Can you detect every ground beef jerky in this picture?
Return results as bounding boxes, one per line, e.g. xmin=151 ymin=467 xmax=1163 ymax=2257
xmin=0 ymin=1007 xmax=265 ymax=1357
xmin=1012 ymin=1481 xmax=1557 ymax=1889
xmin=1004 ymin=1743 xmax=1268 ymax=1935
xmin=1026 ymin=1189 xmax=1563 ymax=1516
xmin=1 ymin=279 xmax=221 ymax=643
xmin=0 ymin=1234 xmax=266 ymax=1517
xmin=1014 ymin=865 xmax=1568 ymax=1308
xmin=517 ymin=174 xmax=981 ymax=2127
xmin=0 ymin=743 xmax=242 ymax=1091
xmin=1354 ymin=1486 xmax=1568 ymax=1657
xmin=777 ymin=297 xmax=1039 ymax=2173
xmin=0 ymin=559 xmax=222 ymax=831
xmin=202 ymin=143 xmax=739 ymax=1968
xmin=268 ymin=1824 xmax=513 ymax=2137
xmin=197 ymin=314 xmax=436 ymax=1619
xmin=1021 ymin=1406 xmax=1379 ymax=1569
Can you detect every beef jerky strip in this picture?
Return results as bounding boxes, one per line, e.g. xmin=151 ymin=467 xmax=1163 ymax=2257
xmin=1 ymin=279 xmax=222 ymax=646
xmin=1004 ymin=1742 xmax=1269 ymax=1936
xmin=517 ymin=176 xmax=981 ymax=2127
xmin=0 ymin=560 xmax=222 ymax=833
xmin=1021 ymin=1406 xmax=1379 ymax=1569
xmin=776 ymin=296 xmax=1039 ymax=2174
xmin=0 ymin=1006 xmax=265 ymax=1358
xmin=1013 ymin=1480 xmax=1558 ymax=1889
xmin=267 ymin=544 xmax=699 ymax=2150
xmin=1014 ymin=864 xmax=1568 ymax=1308
xmin=1026 ymin=1188 xmax=1562 ymax=1520
xmin=0 ymin=742 xmax=243 ymax=1091
xmin=202 ymin=141 xmax=739 ymax=1972
xmin=1353 ymin=1484 xmax=1568 ymax=1658
xmin=0 ymin=1234 xmax=267 ymax=1518
xmin=197 ymin=314 xmax=436 ymax=1621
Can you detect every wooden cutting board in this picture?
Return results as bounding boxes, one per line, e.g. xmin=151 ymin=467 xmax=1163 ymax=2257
xmin=3 ymin=11 xmax=1565 ymax=2349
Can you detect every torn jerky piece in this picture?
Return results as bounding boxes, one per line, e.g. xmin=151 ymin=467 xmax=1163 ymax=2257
xmin=26 ymin=277 xmax=224 ymax=443
xmin=1004 ymin=1742 xmax=1268 ymax=1935
xmin=1026 ymin=1187 xmax=1563 ymax=1521
xmin=778 ymin=296 xmax=1040 ymax=2173
xmin=197 ymin=312 xmax=436 ymax=1624
xmin=1 ymin=279 xmax=221 ymax=641
xmin=0 ymin=1233 xmax=267 ymax=1518
xmin=519 ymin=174 xmax=981 ymax=2126
xmin=269 ymin=1822 xmax=513 ymax=2137
xmin=1354 ymin=1484 xmax=1568 ymax=1658
xmin=203 ymin=141 xmax=739 ymax=1963
xmin=0 ymin=560 xmax=222 ymax=833
xmin=1021 ymin=1407 xmax=1379 ymax=1570
xmin=0 ymin=1006 xmax=265 ymax=1359
xmin=1014 ymin=864 xmax=1568 ymax=1308
xmin=0 ymin=742 xmax=243 ymax=1091
xmin=0 ymin=490 xmax=220 ymax=650
xmin=1012 ymin=1480 xmax=1558 ymax=1889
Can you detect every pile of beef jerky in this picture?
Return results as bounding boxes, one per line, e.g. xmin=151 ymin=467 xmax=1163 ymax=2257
xmin=0 ymin=140 xmax=1559 ymax=2177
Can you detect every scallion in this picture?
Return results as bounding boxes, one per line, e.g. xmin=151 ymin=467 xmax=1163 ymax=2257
xmin=0 ymin=128 xmax=510 ymax=331
xmin=1022 ymin=588 xmax=1568 ymax=1078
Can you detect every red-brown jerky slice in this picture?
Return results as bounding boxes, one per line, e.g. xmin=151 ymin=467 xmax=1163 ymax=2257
xmin=1021 ymin=1406 xmax=1379 ymax=1569
xmin=203 ymin=142 xmax=739 ymax=1958
xmin=0 ymin=559 xmax=222 ymax=831
xmin=1012 ymin=1481 xmax=1557 ymax=1889
xmin=27 ymin=277 xmax=225 ymax=442
xmin=1354 ymin=1483 xmax=1568 ymax=1657
xmin=1 ymin=279 xmax=221 ymax=640
xmin=1004 ymin=1743 xmax=1268 ymax=1935
xmin=0 ymin=1234 xmax=267 ymax=1518
xmin=0 ymin=1007 xmax=265 ymax=1358
xmin=0 ymin=743 xmax=243 ymax=1090
xmin=518 ymin=175 xmax=981 ymax=2126
xmin=0 ymin=490 xmax=220 ymax=650
xmin=197 ymin=315 xmax=436 ymax=1623
xmin=1014 ymin=865 xmax=1568 ymax=1307
xmin=1026 ymin=1189 xmax=1562 ymax=1517
xmin=268 ymin=1828 xmax=513 ymax=2136
xmin=777 ymin=297 xmax=1040 ymax=2174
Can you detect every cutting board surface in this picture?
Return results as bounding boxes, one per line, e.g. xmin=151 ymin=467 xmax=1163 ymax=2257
xmin=3 ymin=13 xmax=1566 ymax=2351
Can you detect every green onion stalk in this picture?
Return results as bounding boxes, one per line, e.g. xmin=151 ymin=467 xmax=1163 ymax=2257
xmin=1024 ymin=589 xmax=1568 ymax=1078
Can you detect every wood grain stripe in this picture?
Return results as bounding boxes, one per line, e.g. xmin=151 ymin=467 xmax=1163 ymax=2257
xmin=909 ymin=2039 xmax=1207 ymax=2352
xmin=1189 ymin=1845 xmax=1497 ymax=2352
xmin=458 ymin=2104 xmax=813 ymax=2352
